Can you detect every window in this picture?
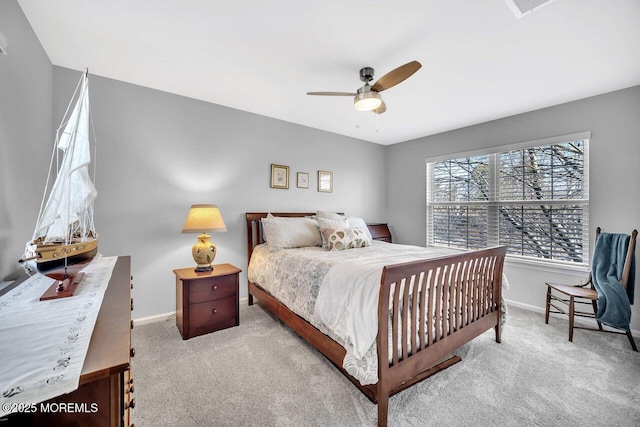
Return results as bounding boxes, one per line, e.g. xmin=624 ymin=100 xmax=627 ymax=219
xmin=426 ymin=132 xmax=590 ymax=265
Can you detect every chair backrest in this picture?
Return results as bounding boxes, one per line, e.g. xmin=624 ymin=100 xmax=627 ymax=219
xmin=621 ymin=230 xmax=638 ymax=289
xmin=592 ymin=227 xmax=638 ymax=289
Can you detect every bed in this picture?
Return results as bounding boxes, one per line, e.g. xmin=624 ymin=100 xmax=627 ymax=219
xmin=246 ymin=212 xmax=507 ymax=427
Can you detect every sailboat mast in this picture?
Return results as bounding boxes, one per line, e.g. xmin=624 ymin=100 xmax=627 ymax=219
xmin=62 ymin=70 xmax=88 ymax=272
xmin=64 ymin=75 xmax=87 ymax=246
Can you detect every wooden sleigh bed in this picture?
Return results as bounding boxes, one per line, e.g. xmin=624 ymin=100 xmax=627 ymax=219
xmin=246 ymin=212 xmax=507 ymax=427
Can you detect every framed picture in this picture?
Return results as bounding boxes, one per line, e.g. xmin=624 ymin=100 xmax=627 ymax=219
xmin=318 ymin=170 xmax=333 ymax=193
xmin=297 ymin=172 xmax=309 ymax=189
xmin=270 ymin=164 xmax=289 ymax=189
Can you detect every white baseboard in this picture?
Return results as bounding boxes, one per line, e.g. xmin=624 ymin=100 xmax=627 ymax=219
xmin=504 ymin=298 xmax=544 ymax=313
xmin=505 ymin=298 xmax=640 ymax=337
xmin=133 ymin=311 xmax=175 ymax=325
xmin=133 ymin=298 xmax=638 ymax=338
xmin=133 ymin=297 xmax=251 ymax=325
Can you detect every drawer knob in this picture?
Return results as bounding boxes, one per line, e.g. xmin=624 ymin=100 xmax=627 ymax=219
xmin=126 ymin=398 xmax=136 ymax=409
xmin=212 ymin=308 xmax=218 ymax=314
xmin=212 ymin=285 xmax=218 ymax=291
xmin=130 ymin=298 xmax=134 ymax=311
xmin=131 ymin=320 xmax=134 ymax=330
xmin=128 ymin=378 xmax=134 ymax=385
xmin=128 ymin=385 xmax=135 ymax=394
xmin=130 ymin=347 xmax=136 ymax=358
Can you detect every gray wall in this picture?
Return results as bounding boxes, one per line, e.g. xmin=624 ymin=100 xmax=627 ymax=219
xmin=386 ymin=85 xmax=640 ymax=331
xmin=3 ymin=0 xmax=639 ymax=332
xmin=0 ymin=1 xmax=52 ymax=280
xmin=52 ymin=66 xmax=387 ymax=319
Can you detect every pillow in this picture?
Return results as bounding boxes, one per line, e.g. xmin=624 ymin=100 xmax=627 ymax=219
xmin=320 ymin=227 xmax=372 ymax=251
xmin=261 ymin=215 xmax=322 ymax=251
xmin=317 ymin=210 xmax=345 ymax=220
xmin=347 ymin=216 xmax=373 ymax=242
xmin=317 ymin=217 xmax=349 ymax=248
xmin=261 ymin=212 xmax=276 ymax=241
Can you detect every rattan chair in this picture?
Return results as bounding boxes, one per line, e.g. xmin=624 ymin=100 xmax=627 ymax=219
xmin=544 ymin=227 xmax=638 ymax=351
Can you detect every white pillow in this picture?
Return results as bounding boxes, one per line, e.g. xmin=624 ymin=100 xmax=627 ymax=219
xmin=317 ymin=210 xmax=345 ymax=220
xmin=318 ymin=217 xmax=349 ymax=248
xmin=347 ymin=216 xmax=373 ymax=242
xmin=261 ymin=216 xmax=322 ymax=251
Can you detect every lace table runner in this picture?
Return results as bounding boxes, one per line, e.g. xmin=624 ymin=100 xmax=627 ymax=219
xmin=0 ymin=256 xmax=117 ymax=416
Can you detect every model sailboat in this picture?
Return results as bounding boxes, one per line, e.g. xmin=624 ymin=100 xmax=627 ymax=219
xmin=19 ymin=70 xmax=98 ymax=290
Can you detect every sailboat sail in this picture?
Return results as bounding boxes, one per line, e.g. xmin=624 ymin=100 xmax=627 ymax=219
xmin=20 ymin=70 xmax=99 ymax=274
xmin=34 ymin=75 xmax=96 ymax=243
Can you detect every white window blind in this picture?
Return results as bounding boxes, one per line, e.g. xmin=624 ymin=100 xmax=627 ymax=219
xmin=426 ymin=132 xmax=590 ymax=265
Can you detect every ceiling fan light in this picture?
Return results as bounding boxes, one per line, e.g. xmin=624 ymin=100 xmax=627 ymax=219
xmin=354 ymin=91 xmax=382 ymax=111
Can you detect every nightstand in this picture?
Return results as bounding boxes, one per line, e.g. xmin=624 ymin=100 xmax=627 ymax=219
xmin=367 ymin=223 xmax=392 ymax=243
xmin=174 ymin=263 xmax=242 ymax=339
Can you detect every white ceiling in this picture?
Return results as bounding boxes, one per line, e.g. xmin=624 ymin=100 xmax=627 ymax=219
xmin=17 ymin=0 xmax=640 ymax=145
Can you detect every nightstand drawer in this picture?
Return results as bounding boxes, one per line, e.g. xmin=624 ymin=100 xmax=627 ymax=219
xmin=189 ymin=296 xmax=237 ymax=330
xmin=189 ymin=274 xmax=236 ymax=304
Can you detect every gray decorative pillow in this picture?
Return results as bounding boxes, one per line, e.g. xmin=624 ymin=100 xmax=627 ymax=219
xmin=320 ymin=227 xmax=372 ymax=251
xmin=261 ymin=216 xmax=322 ymax=251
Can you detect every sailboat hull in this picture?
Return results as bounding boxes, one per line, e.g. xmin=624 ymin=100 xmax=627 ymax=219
xmin=23 ymin=237 xmax=99 ymax=274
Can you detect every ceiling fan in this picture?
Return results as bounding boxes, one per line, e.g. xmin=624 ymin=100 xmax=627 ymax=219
xmin=306 ymin=60 xmax=422 ymax=114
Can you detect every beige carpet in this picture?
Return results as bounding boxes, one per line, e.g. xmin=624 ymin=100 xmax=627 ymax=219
xmin=131 ymin=304 xmax=640 ymax=426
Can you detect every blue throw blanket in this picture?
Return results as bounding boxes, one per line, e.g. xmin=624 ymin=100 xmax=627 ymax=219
xmin=592 ymin=232 xmax=636 ymax=331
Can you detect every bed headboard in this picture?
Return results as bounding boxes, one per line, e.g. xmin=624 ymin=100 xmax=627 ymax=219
xmin=247 ymin=212 xmax=360 ymax=261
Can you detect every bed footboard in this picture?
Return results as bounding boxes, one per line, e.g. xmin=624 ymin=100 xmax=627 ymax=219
xmin=375 ymin=245 xmax=507 ymax=426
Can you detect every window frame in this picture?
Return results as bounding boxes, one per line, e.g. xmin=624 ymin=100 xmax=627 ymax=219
xmin=426 ymin=131 xmax=591 ymax=268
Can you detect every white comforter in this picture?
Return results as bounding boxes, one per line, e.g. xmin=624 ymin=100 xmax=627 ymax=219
xmin=248 ymin=241 xmax=489 ymax=385
xmin=315 ymin=249 xmax=461 ymax=360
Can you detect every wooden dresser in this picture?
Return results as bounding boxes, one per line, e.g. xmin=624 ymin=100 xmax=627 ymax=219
xmin=4 ymin=256 xmax=135 ymax=427
xmin=367 ymin=223 xmax=392 ymax=243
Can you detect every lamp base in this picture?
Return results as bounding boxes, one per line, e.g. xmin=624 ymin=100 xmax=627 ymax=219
xmin=192 ymin=233 xmax=217 ymax=273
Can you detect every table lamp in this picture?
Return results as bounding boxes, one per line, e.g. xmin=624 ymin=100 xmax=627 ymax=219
xmin=182 ymin=204 xmax=227 ymax=272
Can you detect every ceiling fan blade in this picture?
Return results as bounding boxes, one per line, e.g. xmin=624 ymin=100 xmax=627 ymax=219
xmin=373 ymin=100 xmax=386 ymax=114
xmin=371 ymin=60 xmax=422 ymax=92
xmin=307 ymin=91 xmax=356 ymax=96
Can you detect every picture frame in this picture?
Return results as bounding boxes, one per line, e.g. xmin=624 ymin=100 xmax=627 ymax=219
xmin=270 ymin=164 xmax=289 ymax=189
xmin=318 ymin=170 xmax=333 ymax=193
xmin=297 ymin=172 xmax=309 ymax=189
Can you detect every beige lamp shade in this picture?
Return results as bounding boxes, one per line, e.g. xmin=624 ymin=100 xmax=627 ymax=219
xmin=182 ymin=204 xmax=227 ymax=233
xmin=182 ymin=204 xmax=227 ymax=272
